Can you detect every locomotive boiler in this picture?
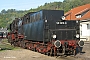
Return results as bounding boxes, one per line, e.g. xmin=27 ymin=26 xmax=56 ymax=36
xmin=7 ymin=10 xmax=84 ymax=56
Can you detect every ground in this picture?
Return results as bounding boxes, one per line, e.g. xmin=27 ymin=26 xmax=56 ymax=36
xmin=0 ymin=39 xmax=90 ymax=60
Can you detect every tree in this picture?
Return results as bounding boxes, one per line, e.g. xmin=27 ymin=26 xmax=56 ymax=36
xmin=1 ymin=9 xmax=6 ymax=14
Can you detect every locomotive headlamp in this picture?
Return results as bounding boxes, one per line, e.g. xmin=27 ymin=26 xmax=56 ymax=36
xmin=76 ymin=21 xmax=79 ymax=23
xmin=54 ymin=40 xmax=61 ymax=48
xmin=45 ymin=20 xmax=47 ymax=23
xmin=78 ymin=41 xmax=84 ymax=47
xmin=61 ymin=16 xmax=65 ymax=20
xmin=76 ymin=34 xmax=79 ymax=38
xmin=52 ymin=35 xmax=56 ymax=39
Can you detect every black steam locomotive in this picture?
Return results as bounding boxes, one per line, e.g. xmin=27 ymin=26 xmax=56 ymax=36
xmin=7 ymin=10 xmax=84 ymax=56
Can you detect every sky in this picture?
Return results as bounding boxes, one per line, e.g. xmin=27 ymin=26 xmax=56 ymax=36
xmin=0 ymin=0 xmax=64 ymax=12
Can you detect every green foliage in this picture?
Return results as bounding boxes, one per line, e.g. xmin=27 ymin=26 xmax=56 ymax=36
xmin=0 ymin=9 xmax=28 ymax=28
xmin=0 ymin=39 xmax=20 ymax=51
xmin=0 ymin=0 xmax=90 ymax=27
xmin=61 ymin=0 xmax=90 ymax=12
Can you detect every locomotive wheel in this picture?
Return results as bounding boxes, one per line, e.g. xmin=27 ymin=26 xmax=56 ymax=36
xmin=54 ymin=48 xmax=57 ymax=56
xmin=13 ymin=41 xmax=15 ymax=46
xmin=44 ymin=52 xmax=47 ymax=55
xmin=62 ymin=46 xmax=65 ymax=55
xmin=10 ymin=41 xmax=13 ymax=45
xmin=50 ymin=48 xmax=53 ymax=56
xmin=34 ymin=48 xmax=36 ymax=52
xmin=21 ymin=40 xmax=26 ymax=49
xmin=73 ymin=49 xmax=76 ymax=56
xmin=78 ymin=46 xmax=81 ymax=54
xmin=13 ymin=41 xmax=17 ymax=46
xmin=19 ymin=41 xmax=22 ymax=47
xmin=46 ymin=52 xmax=50 ymax=56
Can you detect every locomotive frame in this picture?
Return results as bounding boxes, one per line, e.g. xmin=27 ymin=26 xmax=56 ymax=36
xmin=7 ymin=10 xmax=84 ymax=56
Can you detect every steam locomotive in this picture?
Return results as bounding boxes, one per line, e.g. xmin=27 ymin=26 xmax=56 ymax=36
xmin=7 ymin=10 xmax=84 ymax=56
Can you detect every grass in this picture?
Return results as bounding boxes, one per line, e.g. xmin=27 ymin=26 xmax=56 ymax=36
xmin=0 ymin=39 xmax=20 ymax=51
